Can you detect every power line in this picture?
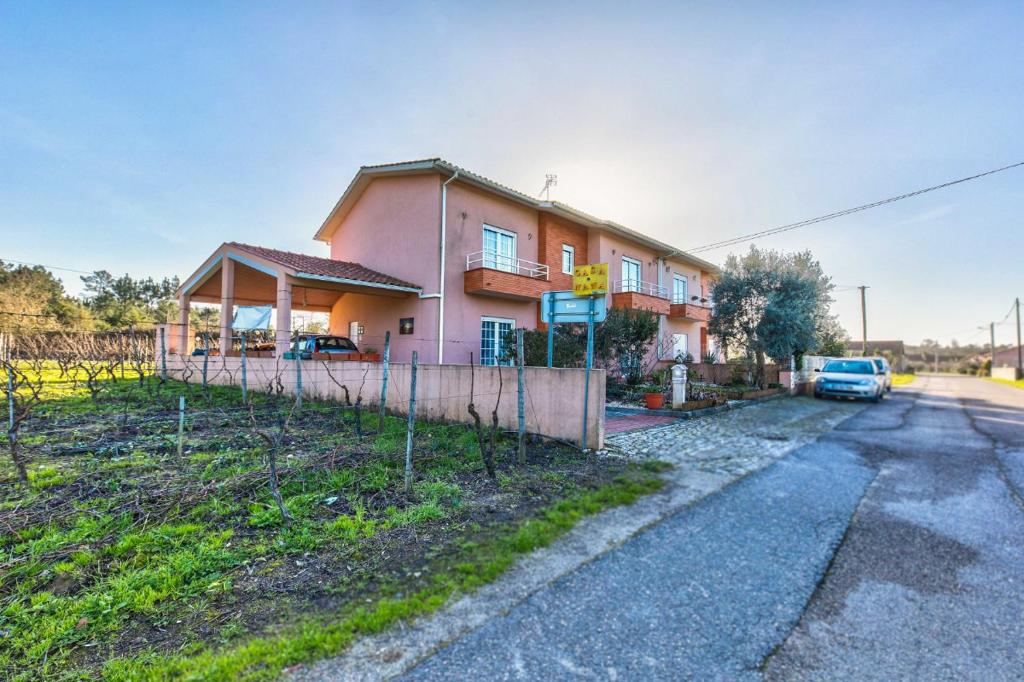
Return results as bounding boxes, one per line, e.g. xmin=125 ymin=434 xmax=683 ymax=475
xmin=0 ymin=257 xmax=94 ymax=275
xmin=686 ymin=160 xmax=1024 ymax=254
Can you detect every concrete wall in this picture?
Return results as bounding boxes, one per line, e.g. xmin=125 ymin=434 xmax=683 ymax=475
xmin=162 ymin=353 xmax=605 ymax=449
xmin=992 ymin=366 xmax=1022 ymax=381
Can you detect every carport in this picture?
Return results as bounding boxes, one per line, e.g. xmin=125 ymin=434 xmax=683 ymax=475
xmin=176 ymin=242 xmax=422 ymax=356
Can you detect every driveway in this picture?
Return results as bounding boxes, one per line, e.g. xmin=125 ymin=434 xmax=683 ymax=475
xmin=295 ymin=377 xmax=1024 ymax=680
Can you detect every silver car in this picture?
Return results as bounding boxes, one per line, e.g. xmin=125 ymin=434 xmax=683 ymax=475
xmin=814 ymin=358 xmax=885 ymax=402
xmin=870 ymin=356 xmax=893 ymax=392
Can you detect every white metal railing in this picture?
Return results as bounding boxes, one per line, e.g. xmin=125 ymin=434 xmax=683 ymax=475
xmin=671 ymin=293 xmax=712 ymax=306
xmin=466 ymin=250 xmax=549 ymax=279
xmin=613 ymin=279 xmax=668 ymax=298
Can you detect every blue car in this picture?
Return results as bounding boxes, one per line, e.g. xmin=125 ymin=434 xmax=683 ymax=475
xmin=285 ymin=334 xmax=360 ymax=360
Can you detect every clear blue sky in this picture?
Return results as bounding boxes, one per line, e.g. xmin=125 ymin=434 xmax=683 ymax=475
xmin=1 ymin=1 xmax=1021 ymax=346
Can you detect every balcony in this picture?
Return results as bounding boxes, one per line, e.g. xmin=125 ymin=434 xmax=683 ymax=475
xmin=669 ymin=295 xmax=712 ymax=322
xmin=464 ymin=251 xmax=550 ymax=301
xmin=610 ymin=280 xmax=670 ymax=316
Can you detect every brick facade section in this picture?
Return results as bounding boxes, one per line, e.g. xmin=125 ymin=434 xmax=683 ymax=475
xmin=537 ymin=214 xmax=589 ymax=291
xmin=464 ymin=267 xmax=549 ymax=301
xmin=611 ymin=291 xmax=670 ymax=316
xmin=669 ymin=303 xmax=712 ymax=322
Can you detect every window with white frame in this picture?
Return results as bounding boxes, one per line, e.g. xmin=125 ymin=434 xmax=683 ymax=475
xmin=621 ymin=256 xmax=641 ymax=292
xmin=561 ymin=244 xmax=575 ymax=274
xmin=482 ymin=224 xmax=517 ymax=273
xmin=672 ymin=274 xmax=688 ymax=304
xmin=480 ymin=317 xmax=514 ymax=366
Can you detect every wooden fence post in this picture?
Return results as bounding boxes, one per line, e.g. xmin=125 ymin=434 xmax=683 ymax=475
xmin=159 ymin=327 xmax=167 ymax=382
xmin=378 ymin=330 xmax=391 ymax=430
xmin=516 ymin=328 xmax=526 ymax=466
xmin=404 ymin=350 xmax=418 ymax=493
xmin=6 ymin=370 xmax=14 ymax=434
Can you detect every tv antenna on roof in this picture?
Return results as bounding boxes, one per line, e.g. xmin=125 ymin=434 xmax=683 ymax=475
xmin=539 ymin=174 xmax=557 ymax=201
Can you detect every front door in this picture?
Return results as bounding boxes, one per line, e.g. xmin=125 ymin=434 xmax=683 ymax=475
xmin=672 ymin=333 xmax=688 ymax=361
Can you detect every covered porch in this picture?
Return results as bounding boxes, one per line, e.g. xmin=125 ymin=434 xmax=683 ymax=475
xmin=176 ymin=242 xmax=422 ymax=357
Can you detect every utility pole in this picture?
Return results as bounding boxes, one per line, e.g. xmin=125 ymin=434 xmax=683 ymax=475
xmin=858 ymin=286 xmax=868 ymax=356
xmin=1016 ymin=297 xmax=1022 ymax=373
xmin=990 ymin=321 xmax=996 ymax=377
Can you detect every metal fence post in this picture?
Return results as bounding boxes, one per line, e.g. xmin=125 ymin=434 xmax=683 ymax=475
xmin=404 ymin=350 xmax=418 ymax=493
xmin=378 ymin=330 xmax=391 ymax=430
xmin=516 ymin=328 xmax=526 ymax=465
xmin=547 ymin=294 xmax=555 ymax=368
xmin=294 ymin=341 xmax=302 ymax=409
xmin=581 ymin=297 xmax=595 ymax=450
xmin=201 ymin=333 xmax=210 ymax=391
xmin=240 ymin=335 xmax=248 ymax=404
xmin=159 ymin=327 xmax=168 ymax=382
xmin=177 ymin=395 xmax=185 ymax=458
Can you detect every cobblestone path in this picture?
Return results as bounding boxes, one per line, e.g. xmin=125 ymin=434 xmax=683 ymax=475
xmin=604 ymin=396 xmax=866 ymax=476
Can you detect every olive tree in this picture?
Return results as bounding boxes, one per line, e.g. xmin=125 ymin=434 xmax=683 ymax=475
xmin=709 ymin=247 xmax=834 ymax=387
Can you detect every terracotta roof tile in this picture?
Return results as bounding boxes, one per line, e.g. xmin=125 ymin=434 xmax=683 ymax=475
xmin=226 ymin=242 xmax=420 ymax=290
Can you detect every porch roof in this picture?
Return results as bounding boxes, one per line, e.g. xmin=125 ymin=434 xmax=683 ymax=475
xmin=177 ymin=242 xmax=422 ymax=311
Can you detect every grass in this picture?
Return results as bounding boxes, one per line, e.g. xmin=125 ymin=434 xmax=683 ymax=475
xmin=891 ymin=373 xmax=916 ymax=386
xmin=988 ymin=377 xmax=1024 ymax=389
xmin=1 ymin=368 xmax=668 ymax=680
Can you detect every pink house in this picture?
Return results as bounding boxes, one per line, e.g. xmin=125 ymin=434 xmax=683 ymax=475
xmin=175 ymin=159 xmax=720 ymax=366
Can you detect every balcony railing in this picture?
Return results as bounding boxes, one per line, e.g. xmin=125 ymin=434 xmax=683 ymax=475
xmin=672 ymin=293 xmax=711 ymax=306
xmin=613 ymin=279 xmax=668 ymax=298
xmin=466 ymin=251 xmax=549 ymax=280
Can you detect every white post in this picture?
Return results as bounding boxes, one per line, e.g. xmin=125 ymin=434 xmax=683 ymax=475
xmin=275 ymin=272 xmax=292 ymax=359
xmin=671 ymin=363 xmax=688 ymax=408
xmin=220 ymin=257 xmax=234 ymax=355
xmin=178 ymin=294 xmax=191 ymax=356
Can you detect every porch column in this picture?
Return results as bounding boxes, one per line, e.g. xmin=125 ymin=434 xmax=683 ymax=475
xmin=275 ymin=272 xmax=292 ymax=358
xmin=178 ymin=294 xmax=191 ymax=355
xmin=219 ymin=258 xmax=234 ymax=354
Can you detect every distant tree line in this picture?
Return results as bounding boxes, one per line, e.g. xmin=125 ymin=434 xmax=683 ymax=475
xmin=0 ymin=260 xmax=189 ymax=333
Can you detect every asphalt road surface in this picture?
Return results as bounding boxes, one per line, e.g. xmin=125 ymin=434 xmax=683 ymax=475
xmin=402 ymin=376 xmax=1024 ymax=681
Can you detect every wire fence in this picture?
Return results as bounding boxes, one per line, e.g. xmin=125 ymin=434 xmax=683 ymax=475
xmin=2 ymin=328 xmax=596 ymax=500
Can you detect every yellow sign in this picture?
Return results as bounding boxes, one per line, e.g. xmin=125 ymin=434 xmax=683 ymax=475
xmin=572 ymin=263 xmax=609 ymax=296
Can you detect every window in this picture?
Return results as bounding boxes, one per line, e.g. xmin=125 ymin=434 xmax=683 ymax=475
xmin=483 ymin=225 xmax=517 ymax=273
xmin=561 ymin=244 xmax=575 ymax=274
xmin=672 ymin=274 xmax=688 ymax=304
xmin=481 ymin=317 xmax=514 ymax=366
xmin=621 ymin=256 xmax=641 ymax=292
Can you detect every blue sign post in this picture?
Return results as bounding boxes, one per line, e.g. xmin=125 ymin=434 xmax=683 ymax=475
xmin=540 ymin=291 xmax=607 ymax=449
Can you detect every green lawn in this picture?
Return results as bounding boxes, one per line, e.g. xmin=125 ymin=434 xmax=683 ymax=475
xmin=892 ymin=373 xmax=916 ymax=386
xmin=2 ymin=371 xmax=668 ymax=680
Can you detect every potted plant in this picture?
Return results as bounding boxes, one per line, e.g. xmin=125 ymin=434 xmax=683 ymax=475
xmin=644 ymin=388 xmax=666 ymax=410
xmin=643 ymin=372 xmax=668 ymax=409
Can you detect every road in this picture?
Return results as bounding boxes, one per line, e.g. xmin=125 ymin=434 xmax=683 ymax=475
xmin=400 ymin=376 xmax=1024 ymax=680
